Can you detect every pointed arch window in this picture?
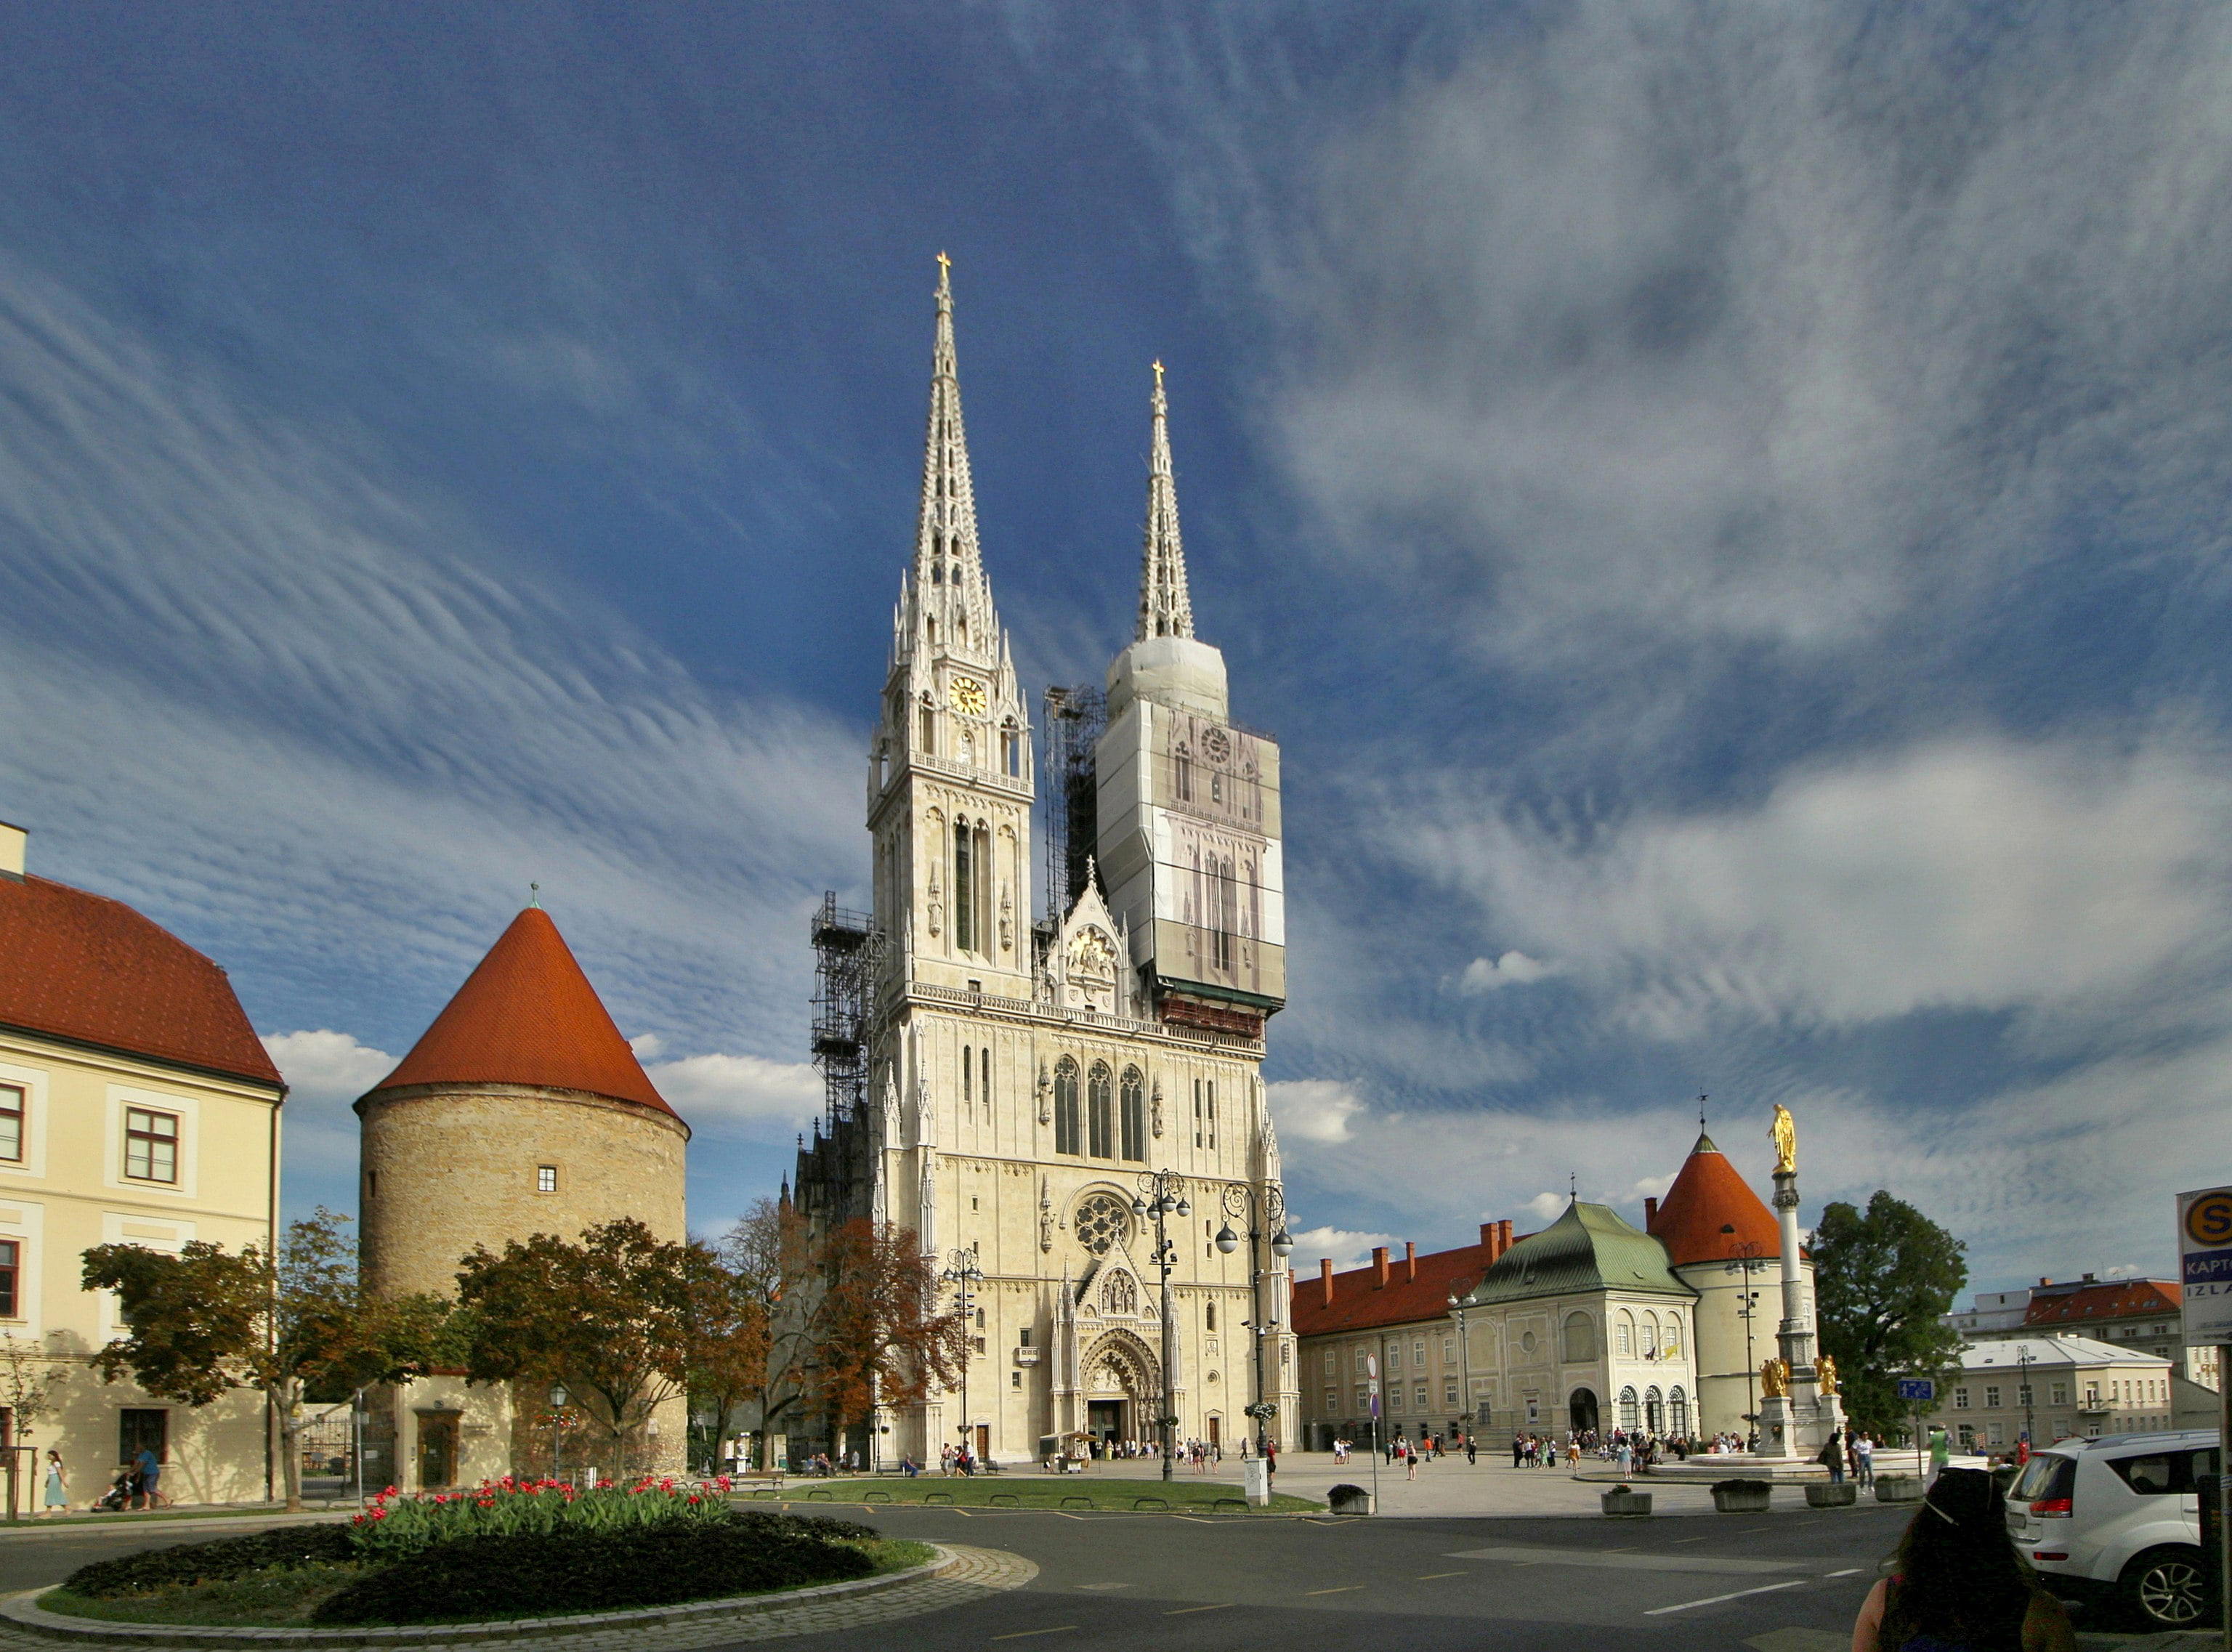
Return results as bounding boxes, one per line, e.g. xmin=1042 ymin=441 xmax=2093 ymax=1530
xmin=953 ymin=817 xmax=975 ymax=953
xmin=918 ymin=697 xmax=935 ymax=755
xmin=1054 ymin=1057 xmax=1081 ymax=1156
xmin=1087 ymin=1061 xmax=1114 ymax=1158
xmin=1002 ymin=721 xmax=1021 ymax=777
xmin=1119 ymin=1067 xmax=1146 ymax=1162
xmin=1174 ymin=742 xmax=1193 ymax=803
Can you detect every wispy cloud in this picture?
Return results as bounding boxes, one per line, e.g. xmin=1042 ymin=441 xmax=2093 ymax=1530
xmin=0 ymin=252 xmax=860 ymax=1216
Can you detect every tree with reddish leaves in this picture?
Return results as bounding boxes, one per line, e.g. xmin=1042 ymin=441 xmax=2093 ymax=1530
xmin=797 ymin=1219 xmax=964 ymax=1463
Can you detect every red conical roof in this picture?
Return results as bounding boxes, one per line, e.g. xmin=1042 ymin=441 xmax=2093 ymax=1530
xmin=1648 ymin=1133 xmax=1777 ymax=1267
xmin=366 ymin=907 xmax=679 ymax=1122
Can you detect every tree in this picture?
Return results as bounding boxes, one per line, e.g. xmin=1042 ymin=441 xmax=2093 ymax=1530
xmin=82 ymin=1209 xmax=448 ymax=1510
xmin=0 ymin=1329 xmax=69 ymax=1441
xmin=719 ymin=1198 xmax=813 ymax=1462
xmin=684 ymin=1204 xmax=794 ymax=1469
xmin=1813 ymin=1190 xmax=1970 ymax=1434
xmin=454 ymin=1218 xmax=701 ymax=1473
xmin=799 ymin=1219 xmax=966 ymax=1462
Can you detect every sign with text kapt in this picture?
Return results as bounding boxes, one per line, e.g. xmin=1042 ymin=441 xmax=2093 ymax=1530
xmin=2177 ymin=1187 xmax=2232 ymax=1346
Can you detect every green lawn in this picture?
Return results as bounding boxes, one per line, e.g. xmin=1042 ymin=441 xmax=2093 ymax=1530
xmin=37 ymin=1540 xmax=938 ymax=1629
xmin=761 ymin=1476 xmax=1321 ymax=1513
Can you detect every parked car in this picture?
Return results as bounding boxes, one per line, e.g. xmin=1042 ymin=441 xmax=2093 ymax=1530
xmin=2005 ymin=1429 xmax=2220 ymax=1629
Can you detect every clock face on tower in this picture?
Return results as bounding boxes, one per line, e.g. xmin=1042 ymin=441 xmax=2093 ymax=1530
xmin=950 ymin=677 xmax=987 ymax=717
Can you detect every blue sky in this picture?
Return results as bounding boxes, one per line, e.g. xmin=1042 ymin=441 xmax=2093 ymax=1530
xmin=5 ymin=3 xmax=2231 ymax=1296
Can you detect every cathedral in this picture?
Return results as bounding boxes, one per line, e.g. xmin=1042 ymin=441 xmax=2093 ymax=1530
xmin=791 ymin=260 xmax=1298 ymax=1465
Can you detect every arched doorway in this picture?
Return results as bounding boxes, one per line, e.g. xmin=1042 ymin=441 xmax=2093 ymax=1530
xmin=1081 ymin=1330 xmax=1160 ymax=1451
xmin=1568 ymin=1387 xmax=1598 ymax=1436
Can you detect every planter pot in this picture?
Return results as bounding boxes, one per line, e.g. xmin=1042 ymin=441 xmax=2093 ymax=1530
xmin=1806 ymin=1482 xmax=1859 ymax=1508
xmin=1713 ymin=1478 xmax=1774 ymax=1514
xmin=1327 ymin=1483 xmax=1375 ymax=1516
xmin=1876 ymin=1475 xmax=1924 ymax=1504
xmin=1601 ymin=1488 xmax=1653 ymax=1518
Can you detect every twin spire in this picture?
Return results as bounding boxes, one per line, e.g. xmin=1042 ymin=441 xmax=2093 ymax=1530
xmin=913 ymin=252 xmax=986 ymax=600
xmin=908 ymin=256 xmax=1197 ymax=643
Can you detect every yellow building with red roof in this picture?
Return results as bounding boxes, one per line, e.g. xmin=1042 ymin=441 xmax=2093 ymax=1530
xmin=0 ymin=822 xmax=285 ymax=1507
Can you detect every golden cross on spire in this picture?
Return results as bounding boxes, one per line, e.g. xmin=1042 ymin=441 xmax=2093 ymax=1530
xmin=1152 ymin=358 xmax=1165 ymax=390
xmin=937 ymin=251 xmax=951 ymax=273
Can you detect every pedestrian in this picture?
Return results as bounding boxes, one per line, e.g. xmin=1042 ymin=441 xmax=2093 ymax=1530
xmin=1511 ymin=1432 xmax=1524 ymax=1468
xmin=1615 ymin=1438 xmax=1633 ymax=1481
xmin=1819 ymin=1429 xmax=1845 ymax=1483
xmin=1927 ymin=1425 xmax=1950 ymax=1485
xmin=1856 ymin=1433 xmax=1875 ymax=1487
xmin=1566 ymin=1437 xmax=1582 ymax=1472
xmin=1464 ymin=1436 xmax=1476 ymax=1466
xmin=1406 ymin=1443 xmax=1419 ymax=1481
xmin=1850 ymin=1467 xmax=2076 ymax=1652
xmin=41 ymin=1450 xmax=65 ymax=1515
xmin=134 ymin=1444 xmax=162 ymax=1509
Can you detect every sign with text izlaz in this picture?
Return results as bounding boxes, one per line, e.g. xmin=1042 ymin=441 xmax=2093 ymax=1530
xmin=2177 ymin=1187 xmax=2232 ymax=1346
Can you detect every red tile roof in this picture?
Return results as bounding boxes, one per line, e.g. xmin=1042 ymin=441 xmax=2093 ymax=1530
xmin=0 ymin=873 xmax=282 ymax=1088
xmin=365 ymin=907 xmax=681 ymax=1124
xmin=1648 ymin=1133 xmax=1780 ymax=1268
xmin=2024 ymin=1280 xmax=2179 ymax=1326
xmin=1291 ymin=1232 xmax=1519 ymax=1338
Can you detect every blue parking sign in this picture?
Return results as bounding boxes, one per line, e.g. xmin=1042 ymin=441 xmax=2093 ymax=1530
xmin=1896 ymin=1378 xmax=1936 ymax=1403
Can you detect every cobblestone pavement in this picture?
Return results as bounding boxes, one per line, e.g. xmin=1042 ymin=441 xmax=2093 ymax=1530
xmin=0 ymin=1546 xmax=1037 ymax=1651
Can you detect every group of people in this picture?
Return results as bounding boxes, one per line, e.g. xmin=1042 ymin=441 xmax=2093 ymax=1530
xmin=41 ymin=1446 xmax=166 ymax=1514
xmin=1814 ymin=1426 xmax=1883 ymax=1485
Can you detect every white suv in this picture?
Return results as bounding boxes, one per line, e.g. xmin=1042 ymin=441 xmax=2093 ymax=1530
xmin=2005 ymin=1429 xmax=2220 ymax=1630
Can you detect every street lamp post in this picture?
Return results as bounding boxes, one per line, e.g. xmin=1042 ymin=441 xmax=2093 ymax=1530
xmin=1216 ymin=1183 xmax=1294 ymax=1456
xmin=546 ymin=1383 xmax=573 ymax=1483
xmin=1447 ymin=1294 xmax=1473 ymax=1445
xmin=2016 ymin=1346 xmax=2035 ymax=1453
xmin=942 ymin=1246 xmax=985 ymax=1468
xmin=1133 ymin=1171 xmax=1191 ymax=1482
xmin=1724 ymin=1226 xmax=1764 ymax=1451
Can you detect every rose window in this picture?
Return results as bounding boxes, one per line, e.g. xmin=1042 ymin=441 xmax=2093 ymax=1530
xmin=1075 ymin=1193 xmax=1131 ymax=1255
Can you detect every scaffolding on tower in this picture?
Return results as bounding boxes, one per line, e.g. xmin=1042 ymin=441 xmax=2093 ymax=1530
xmin=1041 ymin=683 xmax=1104 ymax=925
xmin=809 ymin=892 xmax=881 ymax=1132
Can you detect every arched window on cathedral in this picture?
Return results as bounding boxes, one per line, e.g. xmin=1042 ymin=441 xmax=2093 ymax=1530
xmin=1213 ymin=857 xmax=1238 ymax=972
xmin=1618 ymin=1386 xmax=1639 ymax=1430
xmin=961 ymin=1046 xmax=972 ymax=1109
xmin=957 ymin=615 xmax=968 ymax=647
xmin=1174 ymin=742 xmax=1192 ymax=803
xmin=1616 ymin=1312 xmax=1635 ymax=1357
xmin=1669 ymin=1387 xmax=1689 ymax=1436
xmin=1002 ymin=721 xmax=1020 ymax=777
xmin=1119 ymin=1067 xmax=1146 ymax=1162
xmin=918 ymin=697 xmax=935 ymax=755
xmin=1054 ymin=1058 xmax=1081 ymax=1156
xmin=953 ymin=818 xmax=975 ymax=953
xmin=1087 ymin=1062 xmax=1114 ymax=1158
xmin=976 ymin=822 xmax=993 ymax=948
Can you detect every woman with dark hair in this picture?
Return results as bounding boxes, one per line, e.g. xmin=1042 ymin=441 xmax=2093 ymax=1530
xmin=1851 ymin=1467 xmax=2077 ymax=1651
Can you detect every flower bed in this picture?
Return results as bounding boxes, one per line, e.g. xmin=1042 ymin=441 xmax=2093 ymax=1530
xmin=44 ymin=1478 xmax=913 ymax=1629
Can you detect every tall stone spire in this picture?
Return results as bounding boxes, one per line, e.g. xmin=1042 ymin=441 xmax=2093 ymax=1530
xmin=1137 ymin=360 xmax=1194 ymax=641
xmin=915 ymin=252 xmax=984 ymax=597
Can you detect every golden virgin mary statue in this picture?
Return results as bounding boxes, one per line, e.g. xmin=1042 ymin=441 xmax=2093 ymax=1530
xmin=1771 ymin=1104 xmax=1798 ymax=1174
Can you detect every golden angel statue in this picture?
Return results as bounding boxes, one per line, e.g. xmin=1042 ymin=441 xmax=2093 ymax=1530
xmin=1760 ymin=1356 xmax=1790 ymax=1398
xmin=1771 ymin=1103 xmax=1798 ymax=1174
xmin=1814 ymin=1353 xmax=1840 ymax=1397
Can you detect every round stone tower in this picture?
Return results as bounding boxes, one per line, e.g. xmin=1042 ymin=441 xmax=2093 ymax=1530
xmin=355 ymin=902 xmax=689 ymax=1487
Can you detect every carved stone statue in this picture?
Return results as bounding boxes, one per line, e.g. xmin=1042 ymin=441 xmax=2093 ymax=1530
xmin=1814 ymin=1353 xmax=1839 ymax=1397
xmin=1771 ymin=1103 xmax=1798 ymax=1175
xmin=1035 ymin=1061 xmax=1052 ymax=1126
xmin=1760 ymin=1356 xmax=1790 ymax=1398
xmin=1150 ymin=1079 xmax=1165 ymax=1138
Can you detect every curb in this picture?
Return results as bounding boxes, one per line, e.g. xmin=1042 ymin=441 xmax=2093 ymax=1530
xmin=0 ymin=1545 xmax=956 ymax=1648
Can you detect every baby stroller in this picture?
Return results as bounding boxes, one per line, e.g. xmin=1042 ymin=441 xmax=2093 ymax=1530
xmin=94 ymin=1467 xmax=138 ymax=1512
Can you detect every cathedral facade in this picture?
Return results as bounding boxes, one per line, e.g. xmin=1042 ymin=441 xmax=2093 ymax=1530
xmin=793 ymin=262 xmax=1297 ymax=1465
